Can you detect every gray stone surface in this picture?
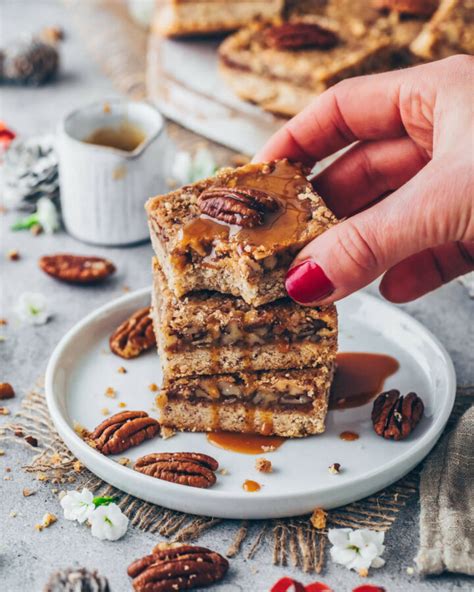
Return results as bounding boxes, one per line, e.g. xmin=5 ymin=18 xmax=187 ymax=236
xmin=1 ymin=1 xmax=473 ymax=591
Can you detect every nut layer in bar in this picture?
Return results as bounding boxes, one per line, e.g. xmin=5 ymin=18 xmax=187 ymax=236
xmin=146 ymin=159 xmax=338 ymax=307
xmin=152 ymin=257 xmax=337 ymax=378
xmin=156 ymin=365 xmax=334 ymax=438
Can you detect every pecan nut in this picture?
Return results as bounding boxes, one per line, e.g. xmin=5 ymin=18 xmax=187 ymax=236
xmin=134 ymin=452 xmax=218 ymax=488
xmin=263 ymin=22 xmax=338 ymax=51
xmin=198 ymin=186 xmax=279 ymax=228
xmin=39 ymin=254 xmax=116 ymax=284
xmin=127 ymin=544 xmax=229 ymax=592
xmin=0 ymin=382 xmax=15 ymax=400
xmin=89 ymin=410 xmax=160 ymax=455
xmin=372 ymin=390 xmax=424 ymax=441
xmin=110 ymin=307 xmax=156 ymax=359
xmin=373 ymin=0 xmax=437 ymax=16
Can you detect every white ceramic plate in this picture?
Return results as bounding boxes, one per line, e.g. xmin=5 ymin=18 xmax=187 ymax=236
xmin=45 ymin=288 xmax=455 ymax=519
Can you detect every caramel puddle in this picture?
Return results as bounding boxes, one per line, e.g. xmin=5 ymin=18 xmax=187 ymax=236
xmin=243 ymin=479 xmax=261 ymax=492
xmin=339 ymin=431 xmax=360 ymax=441
xmin=330 ymin=352 xmax=399 ymax=410
xmin=207 ymin=432 xmax=285 ymax=454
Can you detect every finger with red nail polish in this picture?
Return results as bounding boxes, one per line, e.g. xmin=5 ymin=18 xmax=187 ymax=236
xmin=285 ymin=260 xmax=334 ymax=305
xmin=285 ymin=159 xmax=473 ymax=305
xmin=256 ymin=58 xmax=474 ymax=306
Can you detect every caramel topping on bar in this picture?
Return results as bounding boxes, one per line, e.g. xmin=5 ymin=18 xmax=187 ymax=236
xmin=178 ymin=160 xmax=313 ymax=257
xmin=177 ymin=217 xmax=229 ymax=258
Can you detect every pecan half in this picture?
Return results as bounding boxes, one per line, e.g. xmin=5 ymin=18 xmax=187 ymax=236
xmin=127 ymin=544 xmax=229 ymax=592
xmin=110 ymin=307 xmax=156 ymax=359
xmin=372 ymin=390 xmax=424 ymax=441
xmin=198 ymin=186 xmax=279 ymax=228
xmin=0 ymin=383 xmax=15 ymax=400
xmin=89 ymin=411 xmax=160 ymax=455
xmin=263 ymin=22 xmax=338 ymax=51
xmin=373 ymin=0 xmax=437 ymax=16
xmin=39 ymin=254 xmax=116 ymax=284
xmin=134 ymin=452 xmax=218 ymax=488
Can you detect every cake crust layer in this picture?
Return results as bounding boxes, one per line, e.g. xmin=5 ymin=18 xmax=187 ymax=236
xmin=158 ymin=398 xmax=329 ymax=437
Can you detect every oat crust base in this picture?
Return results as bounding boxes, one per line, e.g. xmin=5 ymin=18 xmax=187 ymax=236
xmin=158 ymin=397 xmax=330 ymax=437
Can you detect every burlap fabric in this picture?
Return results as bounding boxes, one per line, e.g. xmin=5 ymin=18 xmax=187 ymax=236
xmin=416 ymin=404 xmax=474 ymax=575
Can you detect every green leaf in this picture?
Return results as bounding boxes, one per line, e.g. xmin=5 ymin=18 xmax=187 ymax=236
xmin=11 ymin=213 xmax=39 ymax=231
xmin=93 ymin=495 xmax=117 ymax=508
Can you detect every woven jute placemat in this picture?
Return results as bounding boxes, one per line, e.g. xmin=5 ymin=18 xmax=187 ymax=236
xmin=1 ymin=382 xmax=472 ymax=573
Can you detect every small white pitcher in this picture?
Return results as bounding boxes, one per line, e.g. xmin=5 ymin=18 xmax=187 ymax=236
xmin=58 ymin=99 xmax=167 ymax=246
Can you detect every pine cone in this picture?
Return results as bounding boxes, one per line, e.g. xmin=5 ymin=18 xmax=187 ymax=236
xmin=3 ymin=134 xmax=59 ymax=210
xmin=44 ymin=567 xmax=110 ymax=592
xmin=1 ymin=37 xmax=59 ymax=85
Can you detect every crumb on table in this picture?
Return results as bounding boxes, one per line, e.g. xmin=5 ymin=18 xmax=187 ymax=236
xmin=255 ymin=458 xmax=272 ymax=473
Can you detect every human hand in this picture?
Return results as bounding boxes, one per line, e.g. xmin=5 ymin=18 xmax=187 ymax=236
xmin=255 ymin=55 xmax=474 ymax=305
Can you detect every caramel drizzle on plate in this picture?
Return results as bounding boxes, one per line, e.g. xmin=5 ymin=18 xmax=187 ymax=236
xmin=243 ymin=479 xmax=261 ymax=492
xmin=330 ymin=352 xmax=400 ymax=410
xmin=207 ymin=432 xmax=285 ymax=454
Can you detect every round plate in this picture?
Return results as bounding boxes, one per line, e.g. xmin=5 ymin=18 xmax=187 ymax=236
xmin=45 ymin=288 xmax=455 ymax=519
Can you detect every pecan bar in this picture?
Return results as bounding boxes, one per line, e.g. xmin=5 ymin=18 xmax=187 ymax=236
xmin=218 ymin=16 xmax=392 ymax=116
xmin=151 ymin=257 xmax=337 ymax=378
xmin=156 ymin=365 xmax=334 ymax=437
xmin=219 ymin=0 xmax=429 ymax=116
xmin=152 ymin=0 xmax=284 ymax=37
xmin=146 ymin=159 xmax=338 ymax=307
xmin=410 ymin=0 xmax=474 ymax=59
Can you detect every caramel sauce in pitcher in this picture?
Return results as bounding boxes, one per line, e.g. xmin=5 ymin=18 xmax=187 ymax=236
xmin=178 ymin=160 xmax=315 ymax=256
xmin=330 ymin=352 xmax=399 ymax=411
xmin=84 ymin=121 xmax=145 ymax=152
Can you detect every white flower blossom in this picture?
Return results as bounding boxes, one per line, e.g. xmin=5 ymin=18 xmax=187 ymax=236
xmin=60 ymin=488 xmax=94 ymax=523
xmin=89 ymin=503 xmax=129 ymax=541
xmin=328 ymin=528 xmax=385 ymax=573
xmin=36 ymin=197 xmax=60 ymax=234
xmin=15 ymin=292 xmax=50 ymax=325
xmin=191 ymin=146 xmax=217 ymax=181
xmin=171 ymin=150 xmax=192 ymax=185
xmin=171 ymin=147 xmax=217 ymax=185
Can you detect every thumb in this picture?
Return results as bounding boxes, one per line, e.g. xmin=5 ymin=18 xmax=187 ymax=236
xmin=285 ymin=161 xmax=466 ymax=304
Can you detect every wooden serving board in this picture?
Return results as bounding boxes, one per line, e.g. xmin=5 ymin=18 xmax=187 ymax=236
xmin=146 ymin=34 xmax=286 ymax=155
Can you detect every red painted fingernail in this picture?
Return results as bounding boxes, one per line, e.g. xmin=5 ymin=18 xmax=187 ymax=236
xmin=285 ymin=260 xmax=334 ymax=304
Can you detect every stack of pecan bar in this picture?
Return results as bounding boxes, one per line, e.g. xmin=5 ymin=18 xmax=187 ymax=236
xmin=218 ymin=0 xmax=473 ymax=116
xmin=146 ymin=159 xmax=339 ymax=437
